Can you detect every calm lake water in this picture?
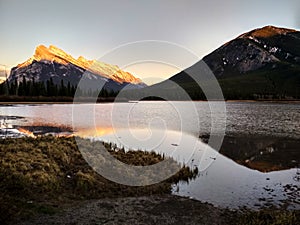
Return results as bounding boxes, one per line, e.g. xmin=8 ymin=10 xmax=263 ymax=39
xmin=0 ymin=101 xmax=299 ymax=209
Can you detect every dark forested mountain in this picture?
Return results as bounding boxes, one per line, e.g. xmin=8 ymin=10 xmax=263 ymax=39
xmin=144 ymin=26 xmax=300 ymax=100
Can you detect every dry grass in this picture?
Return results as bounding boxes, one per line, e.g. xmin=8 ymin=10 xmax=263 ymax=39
xmin=0 ymin=136 xmax=197 ymax=224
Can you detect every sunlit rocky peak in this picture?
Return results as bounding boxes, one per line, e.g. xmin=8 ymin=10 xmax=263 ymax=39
xmin=239 ymin=25 xmax=297 ymax=39
xmin=17 ymin=45 xmax=143 ymax=84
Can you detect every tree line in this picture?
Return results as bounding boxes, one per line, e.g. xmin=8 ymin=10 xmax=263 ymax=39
xmin=0 ymin=76 xmax=297 ymax=101
xmin=0 ymin=76 xmax=118 ymax=98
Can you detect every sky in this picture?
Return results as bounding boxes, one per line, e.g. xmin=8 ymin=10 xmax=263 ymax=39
xmin=0 ymin=0 xmax=300 ymax=83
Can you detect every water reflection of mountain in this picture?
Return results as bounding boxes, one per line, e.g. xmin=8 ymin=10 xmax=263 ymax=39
xmin=201 ymin=134 xmax=300 ymax=172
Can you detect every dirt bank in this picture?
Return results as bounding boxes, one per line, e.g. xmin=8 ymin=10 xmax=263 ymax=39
xmin=19 ymin=195 xmax=237 ymax=225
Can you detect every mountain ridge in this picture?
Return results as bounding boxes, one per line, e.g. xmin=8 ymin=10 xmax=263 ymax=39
xmin=14 ymin=45 xmax=143 ymax=85
xmin=3 ymin=26 xmax=300 ymax=100
xmin=238 ymin=25 xmax=297 ymax=39
xmin=201 ymin=25 xmax=300 ymax=78
xmin=136 ymin=25 xmax=300 ymax=100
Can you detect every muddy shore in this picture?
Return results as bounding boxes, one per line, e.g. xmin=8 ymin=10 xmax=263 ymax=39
xmin=19 ymin=195 xmax=237 ymax=225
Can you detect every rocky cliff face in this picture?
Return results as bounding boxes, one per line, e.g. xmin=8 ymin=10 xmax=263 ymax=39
xmin=202 ymin=26 xmax=300 ymax=78
xmin=8 ymin=45 xmax=146 ymax=91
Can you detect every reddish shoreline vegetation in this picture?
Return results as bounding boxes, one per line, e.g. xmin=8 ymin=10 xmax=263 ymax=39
xmin=0 ymin=136 xmax=299 ymax=225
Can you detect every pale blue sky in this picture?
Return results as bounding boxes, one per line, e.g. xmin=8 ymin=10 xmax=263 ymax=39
xmin=0 ymin=0 xmax=299 ymax=80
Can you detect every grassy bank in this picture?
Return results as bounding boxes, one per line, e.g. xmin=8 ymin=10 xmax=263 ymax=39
xmin=0 ymin=136 xmax=197 ymax=224
xmin=0 ymin=136 xmax=299 ymax=224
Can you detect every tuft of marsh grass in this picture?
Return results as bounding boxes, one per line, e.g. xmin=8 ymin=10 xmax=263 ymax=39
xmin=0 ymin=136 xmax=198 ymax=223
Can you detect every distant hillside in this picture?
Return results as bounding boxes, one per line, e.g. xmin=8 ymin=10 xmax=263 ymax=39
xmin=140 ymin=26 xmax=300 ymax=100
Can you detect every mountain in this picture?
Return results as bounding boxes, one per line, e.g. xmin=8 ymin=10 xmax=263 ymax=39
xmin=203 ymin=26 xmax=299 ymax=77
xmin=142 ymin=26 xmax=300 ymax=100
xmin=8 ymin=45 xmax=146 ymax=92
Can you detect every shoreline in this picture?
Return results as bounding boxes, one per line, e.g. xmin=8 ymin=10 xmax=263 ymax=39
xmin=16 ymin=194 xmax=300 ymax=225
xmin=1 ymin=135 xmax=299 ymax=224
xmin=1 ymin=99 xmax=300 ymax=105
xmin=18 ymin=194 xmax=239 ymax=225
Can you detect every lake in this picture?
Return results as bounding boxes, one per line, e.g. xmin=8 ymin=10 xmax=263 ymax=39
xmin=0 ymin=101 xmax=299 ymax=209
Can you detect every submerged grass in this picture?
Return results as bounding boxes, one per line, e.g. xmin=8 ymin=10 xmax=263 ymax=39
xmin=0 ymin=136 xmax=197 ymax=224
